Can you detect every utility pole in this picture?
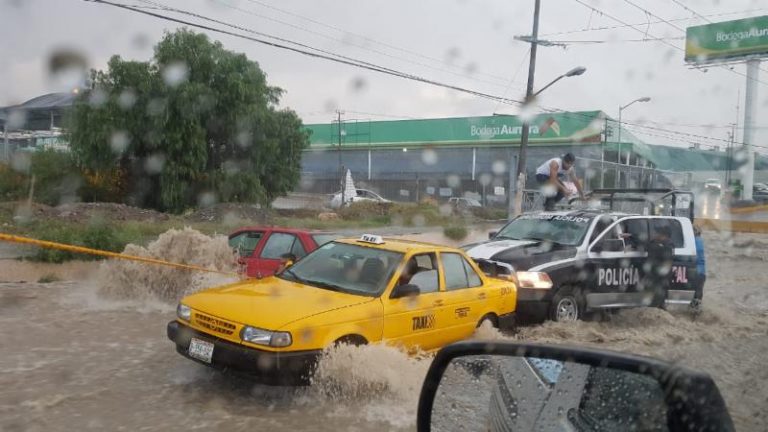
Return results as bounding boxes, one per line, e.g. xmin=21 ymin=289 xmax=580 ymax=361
xmin=336 ymin=110 xmax=345 ymax=206
xmin=509 ymin=0 xmax=541 ymax=218
xmin=742 ymin=59 xmax=759 ymax=201
xmin=726 ymin=126 xmax=735 ymax=186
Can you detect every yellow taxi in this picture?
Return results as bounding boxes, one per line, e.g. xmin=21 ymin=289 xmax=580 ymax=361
xmin=166 ymin=234 xmax=517 ymax=384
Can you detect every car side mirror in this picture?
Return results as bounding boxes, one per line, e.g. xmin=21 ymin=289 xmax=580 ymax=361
xmin=593 ymin=238 xmax=624 ymax=253
xmin=416 ymin=341 xmax=734 ymax=432
xmin=391 ymin=283 xmax=420 ymax=299
xmin=488 ymin=231 xmax=498 ymax=240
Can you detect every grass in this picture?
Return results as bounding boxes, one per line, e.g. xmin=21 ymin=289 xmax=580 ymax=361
xmin=443 ymin=225 xmax=469 ymax=241
xmin=0 ymin=199 xmax=490 ymax=263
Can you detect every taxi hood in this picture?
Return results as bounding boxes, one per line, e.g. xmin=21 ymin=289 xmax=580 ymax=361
xmin=182 ymin=276 xmax=375 ymax=330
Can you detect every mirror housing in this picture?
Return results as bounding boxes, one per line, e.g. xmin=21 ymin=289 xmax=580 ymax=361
xmin=390 ymin=283 xmax=420 ymax=299
xmin=417 ymin=341 xmax=734 ymax=432
xmin=488 ymin=231 xmax=498 ymax=240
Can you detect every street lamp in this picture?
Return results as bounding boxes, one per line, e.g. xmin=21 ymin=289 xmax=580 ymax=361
xmin=616 ymin=97 xmax=651 ymax=186
xmin=533 ymin=66 xmax=587 ymax=97
xmin=501 ymin=66 xmax=587 ymax=219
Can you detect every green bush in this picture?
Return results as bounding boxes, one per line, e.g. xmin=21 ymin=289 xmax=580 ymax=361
xmin=443 ymin=225 xmax=468 ymax=241
xmin=0 ymin=163 xmax=28 ymax=201
xmin=338 ymin=201 xmax=392 ymax=221
xmin=391 ymin=202 xmax=449 ymax=226
xmin=470 ymin=206 xmax=507 ymax=220
xmin=30 ymin=222 xmax=130 ymax=263
xmin=29 ymin=149 xmax=82 ymax=206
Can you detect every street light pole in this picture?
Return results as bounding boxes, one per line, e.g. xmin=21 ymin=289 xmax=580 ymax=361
xmin=509 ymin=0 xmax=541 ymax=219
xmin=336 ymin=110 xmax=345 ymax=205
xmin=497 ymin=65 xmax=586 ymax=218
xmin=616 ymin=96 xmax=650 ymax=186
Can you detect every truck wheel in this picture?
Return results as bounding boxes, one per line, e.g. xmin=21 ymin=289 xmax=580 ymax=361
xmin=549 ymin=286 xmax=584 ymax=322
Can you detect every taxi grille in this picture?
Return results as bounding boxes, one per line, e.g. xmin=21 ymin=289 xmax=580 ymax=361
xmin=193 ymin=312 xmax=237 ymax=336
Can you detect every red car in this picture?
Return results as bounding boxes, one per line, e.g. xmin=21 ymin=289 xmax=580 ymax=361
xmin=228 ymin=227 xmax=339 ymax=278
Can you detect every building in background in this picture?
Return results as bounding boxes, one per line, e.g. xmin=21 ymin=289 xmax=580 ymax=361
xmin=0 ymin=92 xmax=74 ymax=160
xmin=301 ymin=111 xmax=766 ymax=205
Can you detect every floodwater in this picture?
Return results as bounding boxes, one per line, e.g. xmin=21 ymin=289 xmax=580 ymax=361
xmin=1 ymin=228 xmax=767 ymax=431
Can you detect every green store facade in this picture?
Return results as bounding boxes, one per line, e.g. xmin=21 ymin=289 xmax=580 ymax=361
xmin=301 ymin=111 xmax=763 ymax=204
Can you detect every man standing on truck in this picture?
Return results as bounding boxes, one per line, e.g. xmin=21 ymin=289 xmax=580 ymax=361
xmin=535 ymin=153 xmax=584 ymax=211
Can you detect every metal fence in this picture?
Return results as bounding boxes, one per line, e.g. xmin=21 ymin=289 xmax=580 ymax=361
xmin=294 ymin=156 xmax=691 ymax=211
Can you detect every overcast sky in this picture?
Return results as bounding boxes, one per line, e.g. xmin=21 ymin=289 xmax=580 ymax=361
xmin=1 ymin=0 xmax=766 ymax=152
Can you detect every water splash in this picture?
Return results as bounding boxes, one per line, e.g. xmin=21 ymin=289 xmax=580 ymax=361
xmin=96 ymin=227 xmax=239 ymax=302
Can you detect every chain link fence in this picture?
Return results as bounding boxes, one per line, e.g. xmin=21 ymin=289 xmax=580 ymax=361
xmin=291 ymin=156 xmax=691 ymax=211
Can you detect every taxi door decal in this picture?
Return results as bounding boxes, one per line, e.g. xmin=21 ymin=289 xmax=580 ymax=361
xmin=454 ymin=307 xmax=470 ymax=318
xmin=412 ymin=314 xmax=436 ymax=331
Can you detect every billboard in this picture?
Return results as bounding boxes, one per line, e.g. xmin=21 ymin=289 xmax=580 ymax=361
xmin=685 ymin=16 xmax=768 ymax=63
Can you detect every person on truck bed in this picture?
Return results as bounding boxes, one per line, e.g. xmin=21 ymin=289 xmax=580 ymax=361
xmin=535 ymin=153 xmax=584 ymax=211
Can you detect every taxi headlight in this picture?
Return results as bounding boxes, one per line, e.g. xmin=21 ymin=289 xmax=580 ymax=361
xmin=177 ymin=303 xmax=191 ymax=321
xmin=241 ymin=326 xmax=292 ymax=347
xmin=516 ymin=271 xmax=553 ymax=289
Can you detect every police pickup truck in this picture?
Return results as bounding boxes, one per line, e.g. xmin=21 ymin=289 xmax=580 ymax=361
xmin=464 ymin=189 xmax=698 ymax=322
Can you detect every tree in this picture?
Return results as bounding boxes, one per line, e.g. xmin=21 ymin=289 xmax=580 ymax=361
xmin=68 ymin=29 xmax=309 ymax=213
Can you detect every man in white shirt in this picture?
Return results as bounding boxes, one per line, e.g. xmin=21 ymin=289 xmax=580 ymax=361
xmin=534 ymin=153 xmax=584 ymax=211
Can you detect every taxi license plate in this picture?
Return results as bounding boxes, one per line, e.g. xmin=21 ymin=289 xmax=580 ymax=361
xmin=188 ymin=338 xmax=214 ymax=363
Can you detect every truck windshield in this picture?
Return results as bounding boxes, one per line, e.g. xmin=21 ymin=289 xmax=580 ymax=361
xmin=495 ymin=214 xmax=593 ymax=246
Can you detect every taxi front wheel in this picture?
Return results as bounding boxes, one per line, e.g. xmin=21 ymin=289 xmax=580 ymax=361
xmin=549 ymin=286 xmax=585 ymax=322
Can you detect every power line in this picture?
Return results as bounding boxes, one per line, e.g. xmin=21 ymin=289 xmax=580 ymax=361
xmin=621 ymin=122 xmax=768 ymax=150
xmin=341 ymin=110 xmax=420 ymax=120
xmin=195 ymin=0 xmax=525 ymax=91
xmin=238 ymin=0 xmax=520 ymax=86
xmin=669 ymin=0 xmax=713 ymax=23
xmin=625 ymin=126 xmax=768 ymax=155
xmin=571 ymin=0 xmax=768 ymax=86
xmin=84 ymin=0 xmax=525 ymax=107
xmin=83 ymin=0 xmax=768 ymax=155
xmin=667 ymin=0 xmax=768 ymax=76
xmin=621 ymin=0 xmax=768 ymax=79
xmin=543 ymin=36 xmax=685 ymax=44
xmin=493 ymin=46 xmax=531 ymax=114
xmin=540 ymin=7 xmax=768 ymax=37
xmin=626 ymin=120 xmax=768 ymax=130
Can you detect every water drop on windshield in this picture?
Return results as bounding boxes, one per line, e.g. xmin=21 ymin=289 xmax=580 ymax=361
xmin=162 ymin=61 xmax=189 ymax=87
xmin=110 ymin=130 xmax=130 ymax=154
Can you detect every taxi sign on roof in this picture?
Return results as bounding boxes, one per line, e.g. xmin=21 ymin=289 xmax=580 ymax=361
xmin=358 ymin=234 xmax=384 ymax=244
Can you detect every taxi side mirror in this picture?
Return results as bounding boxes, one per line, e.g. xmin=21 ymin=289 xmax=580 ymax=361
xmin=488 ymin=231 xmax=498 ymax=240
xmin=391 ymin=283 xmax=421 ymax=299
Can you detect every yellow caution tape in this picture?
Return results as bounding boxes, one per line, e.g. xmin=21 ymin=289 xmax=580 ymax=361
xmin=0 ymin=232 xmax=239 ymax=276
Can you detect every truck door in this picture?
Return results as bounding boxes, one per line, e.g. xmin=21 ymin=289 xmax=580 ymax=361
xmin=650 ymin=218 xmax=695 ymax=305
xmin=586 ymin=218 xmax=649 ymax=309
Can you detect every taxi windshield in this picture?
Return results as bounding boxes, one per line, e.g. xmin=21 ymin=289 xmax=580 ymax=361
xmin=496 ymin=214 xmax=593 ymax=246
xmin=278 ymin=242 xmax=402 ymax=297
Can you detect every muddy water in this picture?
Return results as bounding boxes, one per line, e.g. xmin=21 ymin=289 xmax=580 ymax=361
xmin=1 ymin=229 xmax=767 ymax=431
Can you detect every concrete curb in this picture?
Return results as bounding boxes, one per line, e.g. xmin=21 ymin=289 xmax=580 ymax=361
xmin=730 ymin=204 xmax=768 ymax=215
xmin=696 ymin=218 xmax=768 ymax=234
